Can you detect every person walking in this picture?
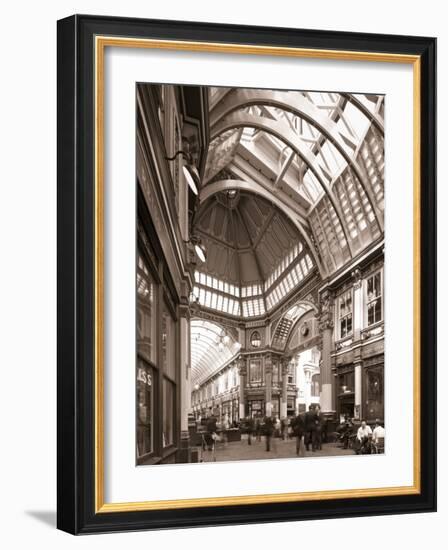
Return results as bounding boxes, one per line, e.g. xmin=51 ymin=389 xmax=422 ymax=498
xmin=247 ymin=415 xmax=255 ymax=445
xmin=304 ymin=404 xmax=315 ymax=451
xmin=264 ymin=415 xmax=274 ymax=452
xmin=312 ymin=404 xmax=323 ymax=451
xmin=255 ymin=414 xmax=262 ymax=442
xmin=281 ymin=417 xmax=288 ymax=440
xmin=291 ymin=413 xmax=306 ymax=456
xmin=205 ymin=412 xmax=217 ymax=451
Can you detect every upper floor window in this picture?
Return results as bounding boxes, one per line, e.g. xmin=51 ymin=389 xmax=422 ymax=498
xmin=232 ymin=367 xmax=238 ymax=387
xmin=249 ymin=360 xmax=262 ymax=384
xmin=366 ymin=271 xmax=382 ymax=326
xmin=311 ymin=376 xmax=320 ymax=398
xmin=272 ymin=363 xmax=279 ymax=385
xmin=338 ymin=289 xmax=353 ymax=339
xmin=137 ymin=254 xmax=157 ymax=363
xmin=287 ymin=364 xmax=295 ymax=384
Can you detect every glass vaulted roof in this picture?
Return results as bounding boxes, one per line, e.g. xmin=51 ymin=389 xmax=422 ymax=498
xmin=189 ymin=86 xmax=384 ymax=383
xmin=202 ymin=86 xmax=384 ymax=279
xmin=207 ymin=88 xmax=383 ymax=205
xmin=193 ymin=189 xmax=315 ymax=318
xmin=190 ymin=319 xmax=241 ymax=385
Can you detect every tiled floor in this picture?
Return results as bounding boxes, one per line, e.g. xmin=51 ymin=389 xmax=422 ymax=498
xmin=199 ymin=437 xmax=354 ymax=463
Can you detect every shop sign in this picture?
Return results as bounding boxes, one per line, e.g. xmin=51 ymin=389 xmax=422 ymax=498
xmin=137 ymin=368 xmax=152 ymax=387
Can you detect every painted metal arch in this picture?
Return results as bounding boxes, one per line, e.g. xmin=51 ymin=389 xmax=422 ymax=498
xmin=200 ymin=179 xmax=326 ymax=277
xmin=210 ymin=87 xmax=384 ymax=135
xmin=210 ymin=89 xmax=384 ymax=232
xmin=210 ymin=113 xmax=359 ymax=257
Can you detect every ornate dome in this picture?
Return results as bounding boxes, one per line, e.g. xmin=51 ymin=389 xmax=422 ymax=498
xmin=195 ymin=190 xmax=305 ymax=288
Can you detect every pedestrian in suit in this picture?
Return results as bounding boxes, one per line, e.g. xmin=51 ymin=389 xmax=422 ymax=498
xmin=312 ymin=405 xmax=323 ymax=451
xmin=205 ymin=413 xmax=217 ymax=451
xmin=264 ymin=415 xmax=274 ymax=451
xmin=304 ymin=404 xmax=315 ymax=451
xmin=247 ymin=416 xmax=255 ymax=445
xmin=291 ymin=413 xmax=306 ymax=456
xmin=255 ymin=414 xmax=262 ymax=442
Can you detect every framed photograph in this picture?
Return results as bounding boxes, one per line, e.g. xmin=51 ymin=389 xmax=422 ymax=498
xmin=57 ymin=14 xmax=436 ymax=534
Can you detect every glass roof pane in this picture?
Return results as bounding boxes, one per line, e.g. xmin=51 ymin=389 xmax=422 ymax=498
xmin=190 ymin=320 xmax=241 ymax=385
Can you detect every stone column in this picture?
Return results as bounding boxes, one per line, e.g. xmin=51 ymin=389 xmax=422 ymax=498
xmin=352 ymin=268 xmax=363 ymax=341
xmin=352 ymin=270 xmax=363 ymax=420
xmin=318 ymin=289 xmax=335 ymax=415
xmin=265 ymin=355 xmax=273 ymax=417
xmin=238 ymin=357 xmax=247 ymax=420
xmin=178 ymin=305 xmax=191 ymax=463
xmin=354 ymin=360 xmax=363 ymax=420
xmin=280 ymin=359 xmax=289 ymax=419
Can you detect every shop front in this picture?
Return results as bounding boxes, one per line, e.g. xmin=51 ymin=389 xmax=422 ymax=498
xmin=336 ymin=367 xmax=355 ymax=422
xmin=246 ymin=396 xmax=281 ymax=418
xmin=364 ymin=362 xmax=384 ymax=423
xmin=137 ymin=359 xmax=154 ymax=459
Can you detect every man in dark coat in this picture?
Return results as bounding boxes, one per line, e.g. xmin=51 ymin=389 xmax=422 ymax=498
xmin=291 ymin=413 xmax=306 ymax=456
xmin=304 ymin=404 xmax=315 ymax=451
xmin=264 ymin=415 xmax=274 ymax=452
xmin=247 ymin=416 xmax=255 ymax=445
xmin=205 ymin=413 xmax=217 ymax=451
xmin=312 ymin=405 xmax=323 ymax=451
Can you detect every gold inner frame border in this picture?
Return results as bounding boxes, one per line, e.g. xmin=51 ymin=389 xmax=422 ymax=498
xmin=94 ymin=35 xmax=421 ymax=513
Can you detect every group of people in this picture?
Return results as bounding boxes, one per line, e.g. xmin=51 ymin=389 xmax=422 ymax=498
xmin=242 ymin=414 xmax=276 ymax=451
xmin=289 ymin=404 xmax=325 ymax=455
xmin=241 ymin=404 xmax=325 ymax=454
xmin=337 ymin=417 xmax=385 ymax=454
xmin=198 ymin=407 xmax=385 ymax=457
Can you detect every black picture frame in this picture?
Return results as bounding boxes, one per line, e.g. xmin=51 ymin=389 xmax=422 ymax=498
xmin=57 ymin=14 xmax=436 ymax=534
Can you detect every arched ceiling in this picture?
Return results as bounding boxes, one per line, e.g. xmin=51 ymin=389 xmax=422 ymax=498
xmin=271 ymin=301 xmax=315 ymax=350
xmin=195 ymin=190 xmax=306 ymax=288
xmin=187 ymin=87 xmax=384 ymax=388
xmin=199 ymin=87 xmax=385 ymax=279
xmin=190 ymin=319 xmax=241 ymax=385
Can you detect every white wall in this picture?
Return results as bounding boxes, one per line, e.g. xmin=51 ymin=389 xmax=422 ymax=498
xmin=0 ymin=0 xmax=445 ymax=546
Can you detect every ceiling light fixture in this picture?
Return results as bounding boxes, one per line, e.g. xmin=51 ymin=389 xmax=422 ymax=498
xmin=185 ymin=234 xmax=207 ymax=263
xmin=165 ymin=150 xmax=200 ymax=196
xmin=183 ymin=164 xmax=200 ymax=195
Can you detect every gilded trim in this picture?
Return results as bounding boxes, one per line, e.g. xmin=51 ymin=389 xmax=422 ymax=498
xmin=95 ymin=35 xmax=105 ymax=513
xmin=94 ymin=35 xmax=421 ymax=513
xmin=413 ymin=57 xmax=422 ymax=494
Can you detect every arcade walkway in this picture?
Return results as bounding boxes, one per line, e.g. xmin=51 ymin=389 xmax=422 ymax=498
xmin=200 ymin=439 xmax=353 ymax=463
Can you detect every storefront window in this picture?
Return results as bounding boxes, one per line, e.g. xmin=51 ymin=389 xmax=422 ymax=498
xmin=271 ymin=398 xmax=280 ymax=418
xmin=366 ymin=271 xmax=382 ymax=326
xmin=137 ymin=254 xmax=157 ymax=362
xmin=338 ymin=371 xmax=354 ymax=394
xmin=162 ymin=378 xmax=175 ymax=447
xmin=365 ymin=366 xmax=384 ymax=420
xmin=338 ymin=289 xmax=353 ymax=338
xmin=162 ymin=301 xmax=176 ymax=379
xmin=248 ymin=400 xmax=264 ymax=417
xmin=137 ymin=361 xmax=154 ymax=458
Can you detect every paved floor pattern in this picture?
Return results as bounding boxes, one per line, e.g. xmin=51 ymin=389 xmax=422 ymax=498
xmin=199 ymin=437 xmax=354 ymax=463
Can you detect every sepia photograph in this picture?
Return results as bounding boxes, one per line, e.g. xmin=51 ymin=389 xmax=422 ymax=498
xmin=136 ymin=84 xmax=385 ymax=466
